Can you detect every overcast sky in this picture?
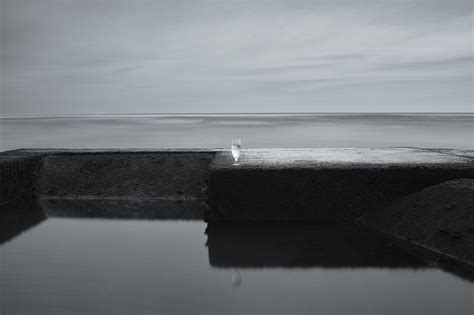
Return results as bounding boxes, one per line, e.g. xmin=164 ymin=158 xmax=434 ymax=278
xmin=1 ymin=0 xmax=472 ymax=114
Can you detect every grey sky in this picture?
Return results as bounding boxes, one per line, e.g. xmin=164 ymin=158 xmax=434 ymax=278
xmin=1 ymin=0 xmax=472 ymax=114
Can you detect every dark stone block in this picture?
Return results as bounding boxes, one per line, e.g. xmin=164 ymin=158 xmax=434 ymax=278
xmin=0 ymin=155 xmax=43 ymax=205
xmin=208 ymin=149 xmax=474 ymax=221
xmin=38 ymin=152 xmax=214 ymax=199
xmin=360 ymin=179 xmax=474 ymax=268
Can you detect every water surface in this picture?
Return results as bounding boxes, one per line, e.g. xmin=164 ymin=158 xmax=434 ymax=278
xmin=1 ymin=202 xmax=472 ymax=315
xmin=1 ymin=114 xmax=472 ymax=151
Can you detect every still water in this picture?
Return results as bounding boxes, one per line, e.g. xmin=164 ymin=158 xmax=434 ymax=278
xmin=1 ymin=113 xmax=472 ymax=151
xmin=1 ymin=201 xmax=472 ymax=315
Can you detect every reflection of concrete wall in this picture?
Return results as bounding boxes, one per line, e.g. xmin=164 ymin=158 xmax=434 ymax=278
xmin=0 ymin=199 xmax=46 ymax=244
xmin=40 ymin=198 xmax=207 ymax=220
xmin=206 ymin=223 xmax=425 ymax=269
xmin=1 ymin=198 xmax=207 ymax=244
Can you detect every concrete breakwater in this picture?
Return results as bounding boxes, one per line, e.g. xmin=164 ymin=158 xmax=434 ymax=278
xmin=2 ymin=148 xmax=473 ymax=211
xmin=1 ymin=147 xmax=473 ymax=270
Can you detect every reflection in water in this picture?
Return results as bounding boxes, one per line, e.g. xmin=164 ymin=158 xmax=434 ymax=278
xmin=40 ymin=198 xmax=207 ymax=220
xmin=206 ymin=222 xmax=425 ymax=269
xmin=0 ymin=199 xmax=46 ymax=244
xmin=2 ymin=201 xmax=473 ymax=315
xmin=231 ymin=270 xmax=242 ymax=289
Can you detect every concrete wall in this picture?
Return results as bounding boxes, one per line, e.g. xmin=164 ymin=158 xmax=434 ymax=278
xmin=359 ymin=179 xmax=474 ymax=269
xmin=2 ymin=148 xmax=474 ymax=271
xmin=208 ymin=149 xmax=474 ymax=221
xmin=37 ymin=151 xmax=214 ymax=199
xmin=208 ymin=167 xmax=474 ymax=221
xmin=2 ymin=148 xmax=473 ymax=222
xmin=0 ymin=155 xmax=43 ymax=206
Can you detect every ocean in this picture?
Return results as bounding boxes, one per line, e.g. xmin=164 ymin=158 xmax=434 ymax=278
xmin=0 ymin=114 xmax=472 ymax=151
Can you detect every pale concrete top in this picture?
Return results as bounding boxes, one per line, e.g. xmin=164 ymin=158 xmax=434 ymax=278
xmin=2 ymin=147 xmax=473 ymax=170
xmin=211 ymin=148 xmax=474 ymax=170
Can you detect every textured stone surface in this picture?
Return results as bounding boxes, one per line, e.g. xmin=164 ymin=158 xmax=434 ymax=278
xmin=38 ymin=152 xmax=214 ymax=199
xmin=208 ymin=148 xmax=474 ymax=221
xmin=359 ymin=179 xmax=474 ymax=267
xmin=211 ymin=148 xmax=474 ymax=169
xmin=0 ymin=155 xmax=43 ymax=205
xmin=2 ymin=148 xmax=474 ymax=224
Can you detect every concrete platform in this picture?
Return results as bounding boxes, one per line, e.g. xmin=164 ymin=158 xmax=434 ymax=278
xmin=210 ymin=148 xmax=474 ymax=169
xmin=1 ymin=147 xmax=474 ymax=273
xmin=359 ymin=179 xmax=474 ymax=269
xmin=208 ymin=148 xmax=474 ymax=221
xmin=2 ymin=148 xmax=473 ymax=222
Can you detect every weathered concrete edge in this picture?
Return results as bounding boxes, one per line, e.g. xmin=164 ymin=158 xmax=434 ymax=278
xmin=38 ymin=151 xmax=215 ymax=200
xmin=2 ymin=147 xmax=473 ymax=203
xmin=355 ymin=179 xmax=474 ymax=273
xmin=2 ymin=147 xmax=474 ymax=275
xmin=1 ymin=149 xmax=221 ymax=204
xmin=1 ymin=148 xmax=222 ymax=155
xmin=0 ymin=154 xmax=46 ymax=206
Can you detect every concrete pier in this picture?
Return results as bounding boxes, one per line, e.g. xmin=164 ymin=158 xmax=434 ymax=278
xmin=208 ymin=148 xmax=474 ymax=221
xmin=1 ymin=147 xmax=474 ymax=272
xmin=1 ymin=148 xmax=473 ymax=215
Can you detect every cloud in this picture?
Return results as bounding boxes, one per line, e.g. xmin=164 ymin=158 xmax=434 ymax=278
xmin=1 ymin=0 xmax=472 ymax=114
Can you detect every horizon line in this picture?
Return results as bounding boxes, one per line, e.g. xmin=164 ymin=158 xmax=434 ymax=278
xmin=1 ymin=112 xmax=473 ymax=118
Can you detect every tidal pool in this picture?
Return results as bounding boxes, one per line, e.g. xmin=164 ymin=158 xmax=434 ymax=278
xmin=1 ymin=203 xmax=472 ymax=315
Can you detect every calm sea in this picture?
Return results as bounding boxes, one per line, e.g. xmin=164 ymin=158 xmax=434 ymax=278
xmin=0 ymin=114 xmax=472 ymax=151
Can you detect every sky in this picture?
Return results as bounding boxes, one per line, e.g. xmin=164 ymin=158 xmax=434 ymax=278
xmin=0 ymin=0 xmax=473 ymax=114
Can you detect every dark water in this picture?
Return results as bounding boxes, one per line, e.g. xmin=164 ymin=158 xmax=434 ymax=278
xmin=1 ymin=201 xmax=473 ymax=315
xmin=1 ymin=114 xmax=472 ymax=151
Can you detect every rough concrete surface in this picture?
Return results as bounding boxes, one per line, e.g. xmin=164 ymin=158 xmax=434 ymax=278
xmin=359 ymin=179 xmax=474 ymax=268
xmin=211 ymin=148 xmax=474 ymax=169
xmin=208 ymin=148 xmax=474 ymax=221
xmin=1 ymin=148 xmax=474 ymax=276
xmin=38 ymin=152 xmax=214 ymax=199
xmin=0 ymin=155 xmax=43 ymax=205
